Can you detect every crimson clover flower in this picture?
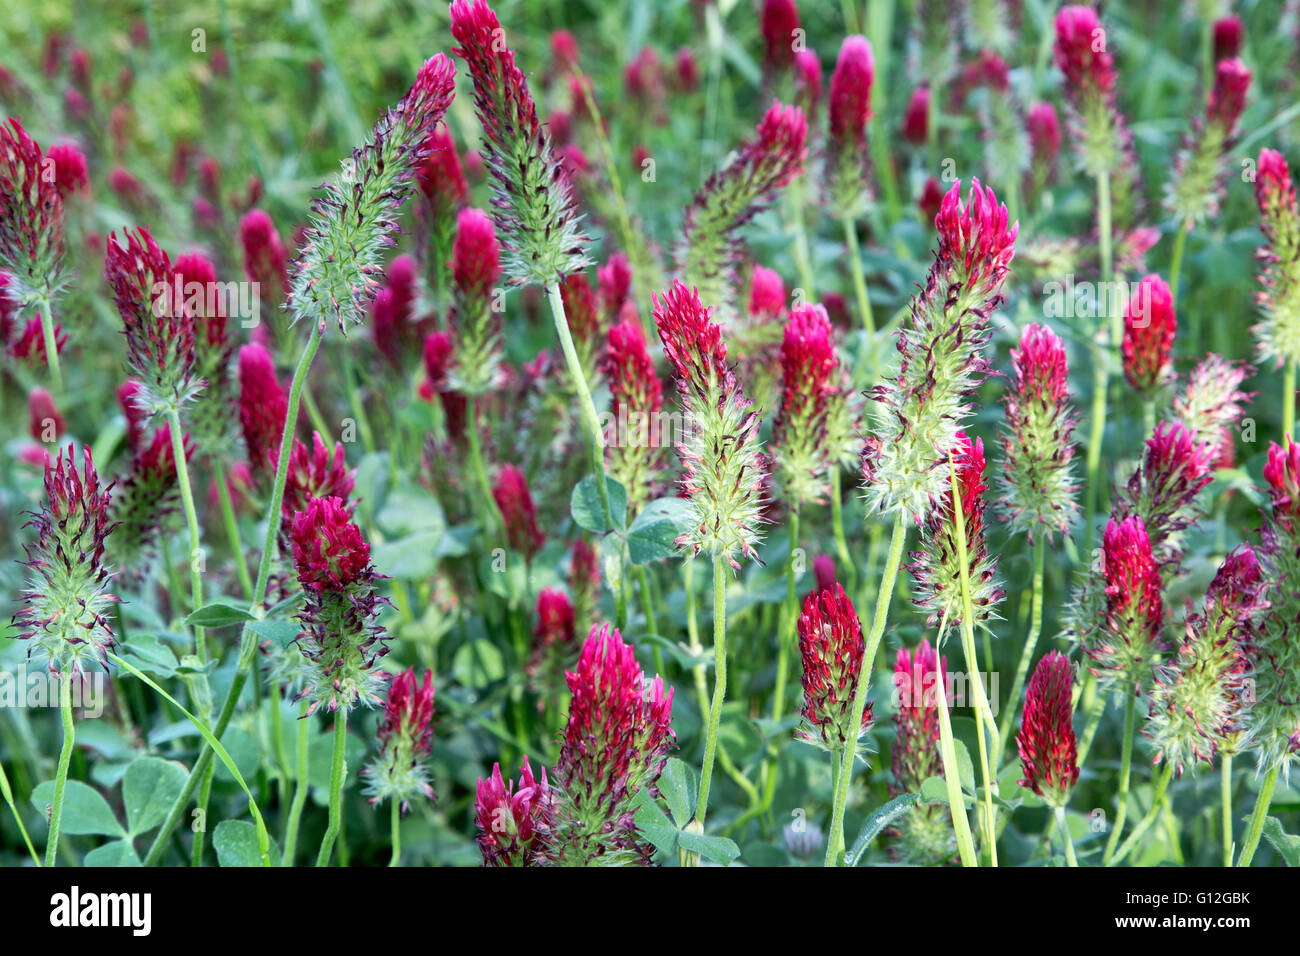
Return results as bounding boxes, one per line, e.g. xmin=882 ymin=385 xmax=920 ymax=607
xmin=1148 ymin=546 xmax=1264 ymax=773
xmin=370 ymin=254 xmax=422 ymax=368
xmin=825 ymin=35 xmax=874 ymax=216
xmin=600 ymin=316 xmax=665 ymax=517
xmin=474 ymin=758 xmax=557 ymax=866
xmin=1171 ymin=354 xmax=1251 ymax=461
xmin=679 ymin=100 xmax=807 ymax=319
xmin=173 ymin=251 xmax=237 ymax=452
xmin=237 ymin=342 xmax=288 ymax=477
xmin=288 ymin=495 xmax=388 ymax=714
xmin=760 ymin=0 xmax=801 ymax=76
xmin=1121 ymin=273 xmax=1176 ymax=393
xmin=861 ymin=179 xmax=1016 ymax=521
xmin=27 ymin=386 xmax=63 ymax=443
xmin=996 ymin=323 xmax=1079 ymax=542
xmin=0 ymin=118 xmax=67 ymax=307
xmin=421 ymin=330 xmax=468 ymax=444
xmin=1251 ymin=147 xmax=1300 ymax=371
xmin=553 ymin=624 xmax=675 ymax=865
xmin=46 ymin=142 xmax=88 ymax=199
xmin=290 ymin=55 xmax=456 ymax=334
xmin=1214 ymin=16 xmax=1243 ymax=59
xmin=1088 ymin=515 xmax=1164 ymax=691
xmin=280 ymin=432 xmax=356 ymax=535
xmin=1114 ymin=421 xmax=1215 ymax=568
xmin=1166 ymin=57 xmax=1253 ymax=228
xmin=774 ymin=303 xmax=838 ymax=505
xmin=908 ymin=430 xmax=1004 ymax=631
xmin=797 ymin=583 xmax=870 ymax=751
xmin=793 ymin=50 xmax=821 ymax=124
xmin=1253 ymin=438 xmax=1300 ymax=771
xmin=1026 ymin=101 xmax=1061 ymax=182
xmin=891 ymin=639 xmax=956 ymax=863
xmin=493 ymin=464 xmax=545 ymax=561
xmin=1016 ymin=651 xmax=1079 ymax=807
xmin=364 ymin=667 xmax=437 ymax=812
xmin=446 ymin=206 xmax=503 ymax=396
xmin=450 ymin=0 xmax=590 ymax=287
xmin=528 ymin=587 xmax=576 ymax=700
xmin=15 ymin=447 xmax=118 ymax=675
xmin=653 ymin=281 xmax=771 ymax=568
xmin=105 ymin=227 xmax=201 ymax=416
xmin=238 ymin=208 xmax=289 ymax=349
xmin=901 ymin=86 xmax=928 ymax=147
xmin=569 ymin=537 xmax=601 ymax=635
xmin=414 ymin=124 xmax=468 ymax=303
xmin=109 ymin=423 xmax=193 ymax=568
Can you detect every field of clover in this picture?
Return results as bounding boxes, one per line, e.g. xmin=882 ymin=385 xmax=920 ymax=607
xmin=1 ymin=0 xmax=1299 ymax=870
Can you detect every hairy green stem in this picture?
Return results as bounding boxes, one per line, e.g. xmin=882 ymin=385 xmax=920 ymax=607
xmin=1284 ymin=357 xmax=1296 ymax=440
xmin=692 ymin=553 xmax=729 ymax=833
xmin=1221 ymin=754 xmax=1234 ymax=867
xmin=1054 ymin=805 xmax=1079 ymax=867
xmin=37 ymin=297 xmax=63 ymax=392
xmin=1108 ymin=763 xmax=1174 ymax=866
xmin=1237 ymin=764 xmax=1280 ymax=866
xmin=1083 ymin=172 xmax=1114 ymax=557
xmin=389 ymin=799 xmax=401 ymax=867
xmin=316 ymin=712 xmax=347 ymax=866
xmin=282 ymin=700 xmax=311 ymax=864
xmin=214 ymin=459 xmax=253 ymax=598
xmin=842 ymin=217 xmax=875 ymax=337
xmin=44 ymin=675 xmax=75 ymax=867
xmin=1168 ymin=220 xmax=1188 ymax=306
xmin=933 ymin=610 xmax=979 ymax=867
xmin=167 ymin=407 xmax=207 ymax=664
xmin=1102 ymin=682 xmax=1138 ymax=864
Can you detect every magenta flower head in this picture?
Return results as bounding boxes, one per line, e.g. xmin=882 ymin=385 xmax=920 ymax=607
xmin=281 ymin=431 xmax=355 ymax=529
xmin=9 ymin=313 xmax=65 ymax=368
xmin=679 ymin=100 xmax=806 ymax=317
xmin=1026 ymin=101 xmax=1062 ymax=176
xmin=27 ymin=386 xmax=64 ymax=443
xmin=238 ymin=208 xmax=289 ymax=317
xmin=15 ymin=447 xmax=118 ymax=676
xmin=1251 ymin=148 xmax=1300 ymax=372
xmin=997 ymin=323 xmax=1079 ymax=541
xmin=796 ymin=583 xmax=871 ymax=752
xmin=289 ymin=495 xmax=387 ymax=714
xmin=291 ymin=54 xmax=456 ymax=334
xmin=1121 ymin=273 xmax=1175 ymax=393
xmin=474 ymin=758 xmax=557 ymax=867
xmin=370 ymin=254 xmax=421 ymax=368
xmin=761 ymin=0 xmax=801 ymax=74
xmin=748 ymin=264 xmax=786 ymax=320
xmin=364 ymin=667 xmax=437 ymax=811
xmin=774 ymin=303 xmax=838 ymax=504
xmin=237 ymin=342 xmax=288 ymax=477
xmin=174 ymin=250 xmax=237 ymax=450
xmin=793 ymin=50 xmax=822 ymax=123
xmin=600 ymin=316 xmax=666 ymax=516
xmin=447 ymin=206 xmax=503 ymax=395
xmin=1213 ymin=16 xmax=1243 ymax=60
xmin=1116 ymin=421 xmax=1214 ymax=566
xmin=825 ymin=35 xmax=875 ymax=215
xmin=105 ymin=227 xmax=201 ymax=416
xmin=529 ymin=587 xmax=576 ymax=692
xmin=554 ymin=624 xmax=674 ymax=865
xmin=569 ymin=537 xmax=601 ymax=634
xmin=909 ymin=431 xmax=1004 ymax=630
xmin=1149 ymin=546 xmax=1263 ymax=773
xmin=46 ymin=142 xmax=88 ymax=199
xmin=862 ymin=179 xmax=1016 ymax=520
xmin=1016 ymin=651 xmax=1078 ymax=807
xmin=1089 ymin=515 xmax=1164 ymax=690
xmin=0 ymin=118 xmax=67 ymax=307
xmin=108 ymin=423 xmax=193 ymax=567
xmin=653 ymin=282 xmax=771 ymax=568
xmin=813 ymin=554 xmax=837 ymax=592
xmin=1166 ymin=58 xmax=1252 ymax=228
xmin=450 ymin=0 xmax=590 ymax=286
xmin=493 ymin=464 xmax=545 ymax=560
xmin=1171 ymin=354 xmax=1251 ymax=454
xmin=890 ymin=639 xmax=954 ymax=862
xmin=1254 ymin=437 xmax=1300 ymax=770
xmin=902 ymin=85 xmax=929 ymax=146
xmin=421 ymin=330 xmax=468 ymax=443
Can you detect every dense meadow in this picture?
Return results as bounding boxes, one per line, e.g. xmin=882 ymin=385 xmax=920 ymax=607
xmin=1 ymin=0 xmax=1299 ymax=870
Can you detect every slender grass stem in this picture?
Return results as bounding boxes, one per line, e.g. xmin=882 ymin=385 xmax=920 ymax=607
xmin=842 ymin=217 xmax=875 ymax=337
xmin=997 ymin=535 xmax=1045 ymax=757
xmin=1083 ymin=171 xmax=1114 ymax=558
xmin=1054 ymin=805 xmax=1079 ymax=867
xmin=0 ymin=756 xmax=39 ymax=865
xmin=825 ymin=511 xmax=906 ymax=866
xmin=1168 ymin=220 xmax=1189 ymax=306
xmin=1237 ymin=764 xmax=1280 ymax=866
xmin=932 ymin=610 xmax=978 ymax=868
xmin=316 ymin=712 xmax=347 ymax=866
xmin=166 ymin=407 xmax=207 ymax=664
xmin=1102 ymin=681 xmax=1138 ymax=864
xmin=756 ymin=506 xmax=800 ymax=816
xmin=1108 ymin=763 xmax=1173 ymax=866
xmin=44 ymin=675 xmax=75 ymax=867
xmin=214 ymin=459 xmax=253 ymax=597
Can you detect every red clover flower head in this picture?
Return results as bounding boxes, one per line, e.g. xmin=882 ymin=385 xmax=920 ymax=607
xmin=890 ymin=639 xmax=954 ymax=862
xmin=447 ymin=206 xmax=504 ymax=396
xmin=1122 ymin=273 xmax=1176 ymax=393
xmin=825 ymin=36 xmax=875 ymax=215
xmin=1016 ymin=651 xmax=1078 ymax=807
xmin=0 ymin=118 xmax=67 ymax=305
xmin=760 ymin=0 xmax=801 ymax=74
xmin=601 ymin=316 xmax=665 ymax=515
xmin=1166 ymin=58 xmax=1252 ymax=227
xmin=1252 ymin=148 xmax=1300 ymax=371
xmin=281 ymin=432 xmax=355 ymax=528
xmin=797 ymin=583 xmax=871 ymax=751
xmin=1090 ymin=515 xmax=1164 ymax=690
xmin=1115 ymin=421 xmax=1214 ymax=567
xmin=365 ymin=667 xmax=437 ymax=811
xmin=237 ymin=343 xmax=288 ymax=476
xmin=474 ymin=758 xmax=557 ymax=866
xmin=774 ymin=303 xmax=838 ymax=504
xmin=493 ymin=464 xmax=545 ymax=560
xmin=1213 ymin=16 xmax=1243 ymax=60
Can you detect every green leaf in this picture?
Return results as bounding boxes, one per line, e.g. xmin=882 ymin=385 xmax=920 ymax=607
xmin=118 ymin=634 xmax=180 ymax=679
xmin=677 ymin=830 xmax=741 ymax=866
xmin=632 ymin=792 xmax=680 ymax=857
xmin=213 ymin=819 xmax=282 ymax=867
xmin=570 ymin=474 xmax=627 ymax=533
xmin=30 ymin=780 xmax=125 ymax=838
xmin=246 ymin=618 xmax=301 ymax=650
xmin=626 ymin=497 xmax=690 ymax=564
xmin=659 ymin=758 xmax=696 ymax=828
xmin=83 ymin=839 xmax=141 ymax=867
xmin=1262 ymin=817 xmax=1300 ymax=866
xmin=371 ymin=530 xmax=443 ymax=579
xmin=122 ymin=756 xmax=188 ymax=837
xmin=185 ymin=601 xmax=254 ymax=628
xmin=375 ymin=486 xmax=446 ymax=537
xmin=845 ymin=792 xmax=921 ymax=866
xmin=451 ymin=640 xmax=505 ymax=689
xmin=953 ymin=739 xmax=976 ymax=794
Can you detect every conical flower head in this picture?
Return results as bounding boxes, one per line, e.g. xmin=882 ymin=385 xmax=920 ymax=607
xmin=493 ymin=464 xmax=545 ymax=560
xmin=825 ymin=35 xmax=874 ymax=214
xmin=528 ymin=587 xmax=576 ymax=693
xmin=761 ymin=0 xmax=801 ymax=74
xmin=601 ymin=317 xmax=665 ymax=516
xmin=653 ymin=282 xmax=771 ymax=568
xmin=1148 ymin=546 xmax=1263 ymax=772
xmin=909 ymin=431 xmax=1004 ymax=631
xmin=1016 ymin=651 xmax=1078 ymax=807
xmin=997 ymin=323 xmax=1079 ymax=541
xmin=290 ymin=54 xmax=456 ymax=333
xmin=174 ymin=251 xmax=236 ymax=450
xmin=108 ymin=423 xmax=193 ymax=567
xmin=1166 ymin=58 xmax=1252 ymax=228
xmin=1122 ymin=274 xmax=1175 ymax=392
xmin=554 ymin=624 xmax=674 ymax=865
xmin=289 ymin=496 xmax=387 ymax=714
xmin=1208 ymin=57 xmax=1251 ymax=133
xmin=774 ymin=303 xmax=838 ymax=504
xmin=679 ymin=100 xmax=807 ymax=319
xmin=0 ymin=118 xmax=67 ymax=304
xmin=105 ymin=227 xmax=200 ymax=415
xmin=1252 ymin=148 xmax=1300 ymax=370
xmin=237 ymin=343 xmax=287 ymax=476
xmin=474 ymin=758 xmax=557 ymax=866
xmin=1171 ymin=354 xmax=1250 ymax=453
xmin=1090 ymin=515 xmax=1164 ymax=690
xmin=1115 ymin=421 xmax=1214 ymax=568
xmin=446 ymin=206 xmax=503 ymax=395
xmin=892 ymin=640 xmax=947 ymax=791
xmin=15 ymin=447 xmax=118 ymax=675
xmin=364 ymin=667 xmax=437 ymax=811
xmin=450 ymin=0 xmax=590 ymax=286
xmin=862 ymin=179 xmax=1016 ymax=520
xmin=797 ymin=583 xmax=871 ymax=751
